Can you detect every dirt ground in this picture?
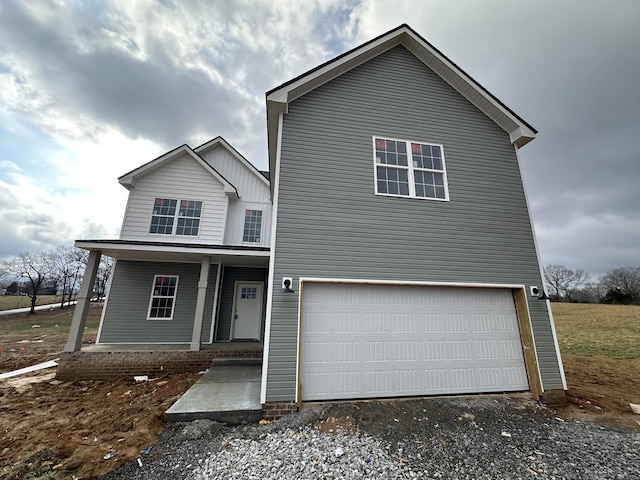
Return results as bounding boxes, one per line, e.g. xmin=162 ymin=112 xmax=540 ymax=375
xmin=557 ymin=353 xmax=640 ymax=431
xmin=0 ymin=310 xmax=638 ymax=479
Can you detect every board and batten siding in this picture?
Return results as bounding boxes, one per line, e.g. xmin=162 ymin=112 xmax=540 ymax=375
xmin=199 ymin=146 xmax=270 ymax=203
xmin=215 ymin=266 xmax=269 ymax=341
xmin=198 ymin=146 xmax=273 ymax=247
xmin=99 ymin=261 xmax=218 ymax=343
xmin=266 ymin=45 xmax=563 ymax=402
xmin=119 ymin=154 xmax=229 ymax=244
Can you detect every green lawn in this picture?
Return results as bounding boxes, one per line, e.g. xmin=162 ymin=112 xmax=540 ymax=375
xmin=0 ymin=295 xmax=72 ymax=311
xmin=0 ymin=305 xmax=101 ymax=336
xmin=552 ymin=303 xmax=640 ymax=360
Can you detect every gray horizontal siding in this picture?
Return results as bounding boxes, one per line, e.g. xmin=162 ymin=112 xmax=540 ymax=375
xmin=99 ymin=261 xmax=218 ymax=344
xmin=215 ymin=266 xmax=268 ymax=341
xmin=266 ymin=46 xmax=562 ymax=401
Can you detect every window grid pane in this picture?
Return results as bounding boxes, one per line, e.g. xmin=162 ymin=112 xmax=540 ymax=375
xmin=176 ymin=218 xmax=200 ymax=236
xmin=243 ymin=210 xmax=263 ymax=242
xmin=414 ymin=171 xmax=446 ymax=199
xmin=411 ymin=143 xmax=443 ymax=171
xmin=152 ymin=198 xmax=177 ymax=216
xmin=150 ymin=216 xmax=174 ymax=234
xmin=377 ymin=166 xmax=409 ymax=196
xmin=241 ymin=287 xmax=257 ymax=299
xmin=178 ymin=200 xmax=202 ymax=218
xmin=375 ymin=138 xmax=408 ymax=166
xmin=149 ymin=276 xmax=178 ymax=319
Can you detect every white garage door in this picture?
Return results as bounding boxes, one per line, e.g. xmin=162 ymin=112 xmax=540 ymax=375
xmin=300 ymin=283 xmax=529 ymax=401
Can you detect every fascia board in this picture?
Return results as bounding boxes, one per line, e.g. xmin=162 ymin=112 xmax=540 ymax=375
xmin=266 ymin=25 xmax=537 ymax=161
xmin=75 ymin=241 xmax=270 ymax=257
xmin=118 ymin=145 xmax=239 ymax=199
xmin=118 ymin=145 xmax=191 ymax=186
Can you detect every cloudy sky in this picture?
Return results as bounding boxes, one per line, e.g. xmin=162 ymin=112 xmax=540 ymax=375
xmin=0 ymin=0 xmax=638 ymax=278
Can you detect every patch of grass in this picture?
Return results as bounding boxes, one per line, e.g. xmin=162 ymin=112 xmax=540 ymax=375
xmin=0 ymin=305 xmax=101 ymax=336
xmin=0 ymin=295 xmax=68 ymax=311
xmin=552 ymin=303 xmax=640 ymax=360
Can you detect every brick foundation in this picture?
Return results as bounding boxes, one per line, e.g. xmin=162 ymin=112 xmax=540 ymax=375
xmin=56 ymin=349 xmax=262 ymax=381
xmin=262 ymin=402 xmax=298 ymax=421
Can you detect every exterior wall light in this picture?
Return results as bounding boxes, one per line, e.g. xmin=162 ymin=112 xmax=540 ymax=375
xmin=282 ymin=277 xmax=295 ymax=293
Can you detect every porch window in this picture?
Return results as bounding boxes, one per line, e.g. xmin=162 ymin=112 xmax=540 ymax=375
xmin=150 ymin=198 xmax=202 ymax=236
xmin=243 ymin=209 xmax=262 ymax=243
xmin=147 ymin=275 xmax=179 ymax=320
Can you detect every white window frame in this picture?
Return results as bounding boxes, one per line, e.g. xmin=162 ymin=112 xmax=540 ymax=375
xmin=149 ymin=198 xmax=203 ymax=236
xmin=242 ymin=209 xmax=263 ymax=244
xmin=372 ymin=136 xmax=450 ymax=201
xmin=147 ymin=275 xmax=179 ymax=320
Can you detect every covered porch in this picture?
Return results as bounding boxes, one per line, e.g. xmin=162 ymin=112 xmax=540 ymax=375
xmin=64 ymin=239 xmax=270 ymax=355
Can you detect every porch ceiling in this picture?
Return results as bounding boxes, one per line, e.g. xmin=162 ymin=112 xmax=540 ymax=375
xmin=75 ymin=240 xmax=270 ymax=266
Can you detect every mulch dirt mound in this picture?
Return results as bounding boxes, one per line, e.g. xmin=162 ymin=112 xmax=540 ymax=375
xmin=0 ymin=372 xmax=198 ymax=480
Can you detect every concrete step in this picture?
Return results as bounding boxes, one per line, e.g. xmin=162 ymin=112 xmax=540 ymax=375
xmin=211 ymin=357 xmax=262 ymax=367
xmin=164 ymin=365 xmax=262 ymax=425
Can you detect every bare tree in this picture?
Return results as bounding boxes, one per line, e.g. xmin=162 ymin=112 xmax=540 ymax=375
xmin=572 ymin=281 xmax=606 ymax=304
xmin=54 ymin=246 xmax=89 ymax=308
xmin=94 ymin=256 xmax=114 ymax=300
xmin=0 ymin=265 xmax=9 ymax=290
xmin=543 ymin=265 xmax=589 ymax=302
xmin=5 ymin=251 xmax=54 ymax=313
xmin=600 ymin=267 xmax=640 ymax=304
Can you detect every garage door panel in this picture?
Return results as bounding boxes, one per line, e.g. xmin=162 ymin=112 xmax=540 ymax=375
xmin=301 ymin=283 xmax=530 ymax=401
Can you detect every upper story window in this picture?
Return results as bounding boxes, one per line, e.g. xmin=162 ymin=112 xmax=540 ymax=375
xmin=148 ymin=275 xmax=178 ymax=320
xmin=373 ymin=137 xmax=449 ymax=201
xmin=243 ymin=209 xmax=262 ymax=243
xmin=150 ymin=198 xmax=202 ymax=236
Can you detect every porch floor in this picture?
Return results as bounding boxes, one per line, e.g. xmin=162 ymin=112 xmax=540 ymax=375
xmin=164 ymin=360 xmax=262 ymax=424
xmin=82 ymin=342 xmax=263 ymax=353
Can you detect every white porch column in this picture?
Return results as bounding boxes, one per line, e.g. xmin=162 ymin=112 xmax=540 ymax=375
xmin=64 ymin=250 xmax=101 ymax=352
xmin=190 ymin=256 xmax=211 ymax=351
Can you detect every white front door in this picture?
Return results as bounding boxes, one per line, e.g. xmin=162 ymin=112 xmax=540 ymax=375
xmin=231 ymin=282 xmax=263 ymax=340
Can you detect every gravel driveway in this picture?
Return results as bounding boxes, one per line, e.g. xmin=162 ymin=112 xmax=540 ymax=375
xmin=101 ymin=397 xmax=639 ymax=480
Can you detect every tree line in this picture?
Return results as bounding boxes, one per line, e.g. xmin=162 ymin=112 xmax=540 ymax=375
xmin=0 ymin=246 xmax=114 ymax=314
xmin=544 ymin=265 xmax=640 ymax=305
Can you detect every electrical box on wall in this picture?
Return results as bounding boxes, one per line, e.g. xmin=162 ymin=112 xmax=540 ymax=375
xmin=530 ymin=286 xmax=540 ymax=297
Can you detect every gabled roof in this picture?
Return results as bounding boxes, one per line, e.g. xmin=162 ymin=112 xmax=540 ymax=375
xmin=118 ymin=144 xmax=239 ymax=198
xmin=194 ymin=136 xmax=270 ymax=188
xmin=266 ymin=24 xmax=537 ymax=187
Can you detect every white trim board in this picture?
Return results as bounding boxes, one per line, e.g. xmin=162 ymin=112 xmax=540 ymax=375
xmin=75 ymin=241 xmax=270 ymax=257
xmin=298 ymin=278 xmax=526 ymax=289
xmin=514 ymin=146 xmax=567 ymax=390
xmin=260 ymin=112 xmax=284 ymax=405
xmin=0 ymin=359 xmax=59 ymax=379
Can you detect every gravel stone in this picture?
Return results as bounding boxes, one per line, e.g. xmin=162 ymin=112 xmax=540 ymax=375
xmin=100 ymin=397 xmax=640 ymax=480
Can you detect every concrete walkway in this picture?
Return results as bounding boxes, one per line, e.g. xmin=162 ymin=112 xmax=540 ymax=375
xmin=165 ymin=361 xmax=262 ymax=425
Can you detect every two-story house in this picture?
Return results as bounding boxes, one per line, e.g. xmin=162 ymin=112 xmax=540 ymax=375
xmin=65 ymin=137 xmax=271 ymax=352
xmin=62 ymin=25 xmax=566 ymax=411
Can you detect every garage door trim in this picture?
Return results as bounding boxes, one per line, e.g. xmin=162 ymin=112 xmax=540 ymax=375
xmin=296 ymin=278 xmax=542 ymax=403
